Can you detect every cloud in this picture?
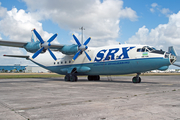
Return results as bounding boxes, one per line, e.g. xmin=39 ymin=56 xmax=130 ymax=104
xmin=23 ymin=0 xmax=138 ymax=46
xmin=128 ymin=11 xmax=180 ymax=53
xmin=0 ymin=7 xmax=58 ymax=43
xmin=0 ymin=2 xmax=7 ymax=18
xmin=151 ymin=3 xmax=158 ymax=8
xmin=0 ymin=4 xmax=60 ymax=65
xmin=150 ymin=3 xmax=172 ymax=17
xmin=161 ymin=8 xmax=171 ymax=16
xmin=0 ymin=0 xmax=138 ymax=65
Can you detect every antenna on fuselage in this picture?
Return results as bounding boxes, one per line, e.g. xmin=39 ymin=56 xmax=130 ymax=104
xmin=79 ymin=26 xmax=85 ymax=44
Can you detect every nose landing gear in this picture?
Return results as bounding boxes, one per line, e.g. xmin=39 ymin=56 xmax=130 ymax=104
xmin=132 ymin=73 xmax=141 ymax=83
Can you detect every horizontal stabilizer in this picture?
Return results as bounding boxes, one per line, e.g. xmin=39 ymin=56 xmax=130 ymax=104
xmin=3 ymin=55 xmax=29 ymax=59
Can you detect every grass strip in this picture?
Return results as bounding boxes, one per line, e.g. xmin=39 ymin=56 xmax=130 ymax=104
xmin=0 ymin=73 xmax=64 ymax=79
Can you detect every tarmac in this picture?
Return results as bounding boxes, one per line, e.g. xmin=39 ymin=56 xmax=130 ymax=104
xmin=0 ymin=75 xmax=180 ymax=120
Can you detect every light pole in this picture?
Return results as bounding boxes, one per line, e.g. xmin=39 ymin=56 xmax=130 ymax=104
xmin=79 ymin=26 xmax=85 ymax=44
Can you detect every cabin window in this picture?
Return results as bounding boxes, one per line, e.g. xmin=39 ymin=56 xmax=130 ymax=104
xmin=142 ymin=48 xmax=145 ymax=52
xmin=61 ymin=62 xmax=63 ymax=64
xmin=69 ymin=61 xmax=71 ymax=63
xmin=137 ymin=48 xmax=141 ymax=52
xmin=65 ymin=61 xmax=67 ymax=64
xmin=116 ymin=55 xmax=119 ymax=59
xmin=54 ymin=62 xmax=56 ymax=65
xmin=57 ymin=62 xmax=59 ymax=64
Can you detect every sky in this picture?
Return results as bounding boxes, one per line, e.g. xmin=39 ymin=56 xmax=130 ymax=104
xmin=0 ymin=0 xmax=180 ymax=69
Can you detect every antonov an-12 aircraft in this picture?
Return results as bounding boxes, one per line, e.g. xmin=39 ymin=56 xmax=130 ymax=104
xmin=0 ymin=28 xmax=179 ymax=83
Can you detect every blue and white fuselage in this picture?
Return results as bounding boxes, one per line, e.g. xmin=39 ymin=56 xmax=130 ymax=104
xmin=1 ymin=29 xmax=178 ymax=83
xmin=31 ymin=44 xmax=175 ymax=76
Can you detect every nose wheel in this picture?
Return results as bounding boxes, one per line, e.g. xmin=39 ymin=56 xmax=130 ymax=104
xmin=132 ymin=73 xmax=141 ymax=83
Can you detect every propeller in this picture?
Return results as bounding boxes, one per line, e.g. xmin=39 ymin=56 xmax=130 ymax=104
xmin=72 ymin=34 xmax=91 ymax=61
xmin=32 ymin=29 xmax=58 ymax=61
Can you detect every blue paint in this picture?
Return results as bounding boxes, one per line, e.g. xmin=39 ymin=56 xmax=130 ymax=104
xmin=94 ymin=49 xmax=107 ymax=62
xmin=94 ymin=47 xmax=135 ymax=62
xmin=0 ymin=65 xmax=26 ymax=72
xmin=104 ymin=48 xmax=119 ymax=60
xmin=24 ymin=41 xmax=40 ymax=53
xmin=118 ymin=47 xmax=135 ymax=59
xmin=41 ymin=57 xmax=170 ymax=75
xmin=158 ymin=66 xmax=169 ymax=71
xmin=60 ymin=44 xmax=78 ymax=55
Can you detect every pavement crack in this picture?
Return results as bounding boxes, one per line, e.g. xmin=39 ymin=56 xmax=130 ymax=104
xmin=0 ymin=100 xmax=29 ymax=120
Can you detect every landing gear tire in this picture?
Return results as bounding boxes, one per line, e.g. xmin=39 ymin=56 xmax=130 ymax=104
xmin=70 ymin=74 xmax=77 ymax=82
xmin=88 ymin=75 xmax=100 ymax=81
xmin=132 ymin=76 xmax=141 ymax=83
xmin=65 ymin=74 xmax=70 ymax=81
xmin=64 ymin=74 xmax=77 ymax=82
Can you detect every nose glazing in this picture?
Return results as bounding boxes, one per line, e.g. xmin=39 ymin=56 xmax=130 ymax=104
xmin=169 ymin=54 xmax=176 ymax=64
xmin=164 ymin=52 xmax=176 ymax=64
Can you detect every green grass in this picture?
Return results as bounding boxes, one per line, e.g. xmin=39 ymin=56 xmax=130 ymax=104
xmin=0 ymin=73 xmax=64 ymax=79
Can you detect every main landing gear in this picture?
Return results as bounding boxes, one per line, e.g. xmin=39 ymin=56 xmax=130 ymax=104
xmin=64 ymin=74 xmax=77 ymax=82
xmin=88 ymin=75 xmax=100 ymax=81
xmin=132 ymin=73 xmax=141 ymax=83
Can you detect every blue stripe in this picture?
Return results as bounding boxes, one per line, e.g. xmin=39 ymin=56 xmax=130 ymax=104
xmin=42 ymin=57 xmax=170 ymax=75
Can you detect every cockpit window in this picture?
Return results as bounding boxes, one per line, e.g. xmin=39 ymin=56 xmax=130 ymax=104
xmin=137 ymin=46 xmax=156 ymax=52
xmin=147 ymin=46 xmax=156 ymax=51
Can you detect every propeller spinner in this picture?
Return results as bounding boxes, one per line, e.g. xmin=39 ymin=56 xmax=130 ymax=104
xmin=72 ymin=34 xmax=91 ymax=61
xmin=32 ymin=29 xmax=58 ymax=61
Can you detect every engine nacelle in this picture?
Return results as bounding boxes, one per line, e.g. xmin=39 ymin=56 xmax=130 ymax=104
xmin=60 ymin=44 xmax=78 ymax=55
xmin=24 ymin=42 xmax=42 ymax=53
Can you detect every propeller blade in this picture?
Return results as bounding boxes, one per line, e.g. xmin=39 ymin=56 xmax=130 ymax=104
xmin=72 ymin=50 xmax=81 ymax=61
xmin=33 ymin=29 xmax=44 ymax=44
xmin=32 ymin=47 xmax=44 ymax=59
xmin=48 ymin=48 xmax=57 ymax=61
xmin=83 ymin=37 xmax=91 ymax=46
xmin=84 ymin=51 xmax=91 ymax=61
xmin=72 ymin=34 xmax=81 ymax=47
xmin=47 ymin=33 xmax=58 ymax=43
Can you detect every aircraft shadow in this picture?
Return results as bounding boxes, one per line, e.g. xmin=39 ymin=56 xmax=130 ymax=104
xmin=0 ymin=77 xmax=158 ymax=84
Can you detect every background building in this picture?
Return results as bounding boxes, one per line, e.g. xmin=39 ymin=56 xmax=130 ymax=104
xmin=0 ymin=65 xmax=49 ymax=73
xmin=25 ymin=66 xmax=48 ymax=73
xmin=0 ymin=65 xmax=26 ymax=73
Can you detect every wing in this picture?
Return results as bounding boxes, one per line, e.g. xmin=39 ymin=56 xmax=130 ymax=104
xmin=0 ymin=39 xmax=64 ymax=52
xmin=0 ymin=40 xmax=27 ymax=48
xmin=49 ymin=43 xmax=64 ymax=51
xmin=3 ymin=54 xmax=29 ymax=59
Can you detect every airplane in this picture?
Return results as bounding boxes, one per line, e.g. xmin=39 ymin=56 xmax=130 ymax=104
xmin=0 ymin=28 xmax=179 ymax=83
